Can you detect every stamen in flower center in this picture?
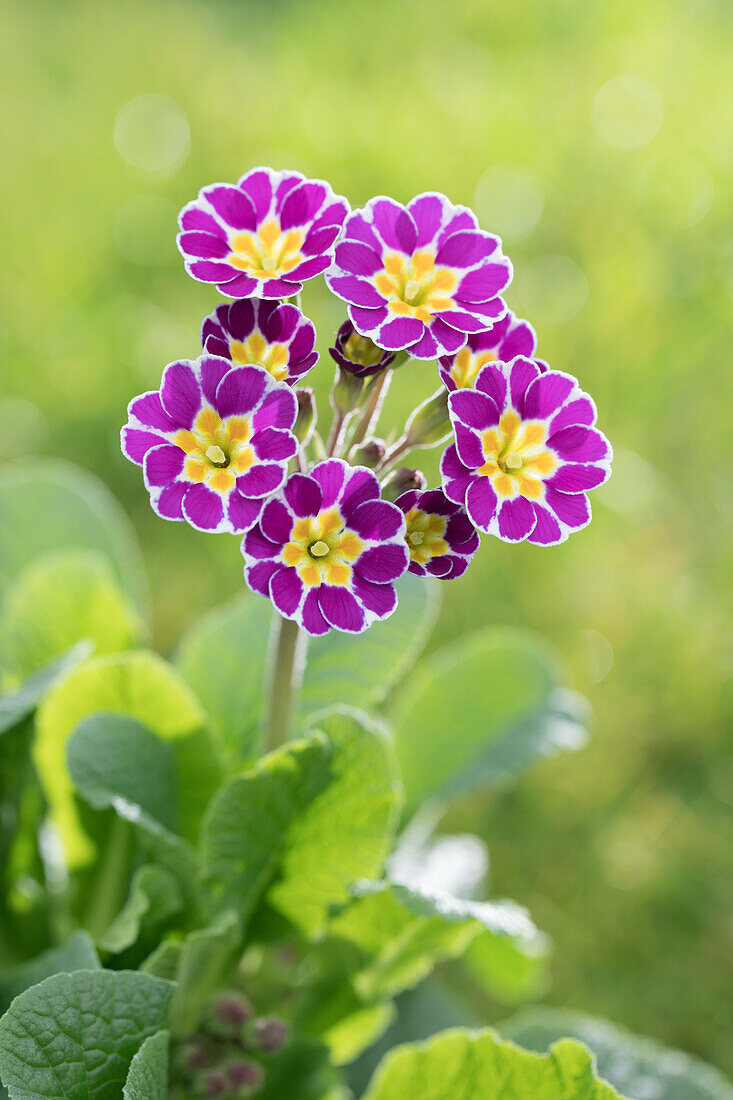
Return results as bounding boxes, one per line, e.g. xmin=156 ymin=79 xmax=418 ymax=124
xmin=404 ymin=279 xmax=420 ymax=303
xmin=261 ymin=256 xmax=277 ymax=272
xmin=504 ymin=452 xmax=523 ymax=470
xmin=309 ymin=540 xmax=330 ymax=558
xmin=206 ymin=444 xmax=228 ymax=467
xmin=408 ymin=531 xmax=425 ymax=546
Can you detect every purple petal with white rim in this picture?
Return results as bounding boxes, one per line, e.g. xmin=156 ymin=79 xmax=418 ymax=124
xmin=319 ymin=586 xmax=365 ymax=634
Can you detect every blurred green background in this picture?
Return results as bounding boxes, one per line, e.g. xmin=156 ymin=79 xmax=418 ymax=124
xmin=1 ymin=0 xmax=731 ymax=1077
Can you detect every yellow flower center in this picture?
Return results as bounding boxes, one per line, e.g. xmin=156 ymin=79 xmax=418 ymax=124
xmin=478 ymin=409 xmax=557 ymax=500
xmin=282 ymin=509 xmax=363 ymax=587
xmin=174 ymin=406 xmax=254 ymax=494
xmin=404 ymin=509 xmax=449 ymax=564
xmin=227 ymin=329 xmax=290 ymax=382
xmin=375 ymin=250 xmax=457 ymax=323
xmin=450 ymin=347 xmax=498 ymax=389
xmin=227 ymin=220 xmax=304 ymax=281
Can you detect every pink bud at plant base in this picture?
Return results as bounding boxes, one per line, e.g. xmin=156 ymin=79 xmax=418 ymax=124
xmin=352 ymin=438 xmax=386 ymax=469
xmin=254 ymin=1016 xmax=290 ymax=1053
xmin=381 ymin=466 xmax=427 ymax=502
xmin=213 ymin=993 xmax=252 ymax=1034
xmin=226 ymin=1059 xmax=264 ymax=1091
xmin=329 ymin=319 xmax=395 ymax=377
xmin=204 ymin=1069 xmax=229 ymax=1098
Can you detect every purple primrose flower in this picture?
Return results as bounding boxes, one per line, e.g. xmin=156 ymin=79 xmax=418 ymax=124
xmin=395 ymin=488 xmax=479 ymax=579
xmin=442 ymin=356 xmax=612 ymax=545
xmin=329 ymin=319 xmax=396 ymax=378
xmin=326 ymin=192 xmax=512 ymax=360
xmin=242 ymin=459 xmax=409 ymax=636
xmin=437 ymin=309 xmax=544 ymax=391
xmin=177 ymin=166 xmax=349 ymax=299
xmin=121 ymin=356 xmax=298 ymax=534
xmin=201 ymin=298 xmax=318 ymax=385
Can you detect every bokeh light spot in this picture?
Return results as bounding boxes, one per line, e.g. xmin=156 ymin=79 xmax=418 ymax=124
xmin=114 ymin=94 xmax=190 ymax=174
xmin=592 ymin=75 xmax=664 ymax=150
xmin=473 ymin=165 xmax=544 ymax=243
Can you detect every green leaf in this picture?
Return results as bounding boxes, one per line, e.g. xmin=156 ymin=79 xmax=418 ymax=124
xmin=500 ymin=1008 xmax=733 ymax=1100
xmin=363 ymin=1029 xmax=625 ymax=1100
xmin=328 ymin=880 xmax=541 ymax=1002
xmin=141 ymin=941 xmax=182 ymax=981
xmin=168 ymin=910 xmax=242 ymax=1037
xmin=322 ymin=1002 xmax=396 ymax=1068
xmin=0 ymin=931 xmax=100 ymax=1015
xmin=0 ymin=969 xmax=174 ymax=1100
xmin=201 ymin=707 xmax=401 ymax=936
xmin=0 ymin=642 xmax=91 ymax=736
xmin=391 ymin=627 xmax=589 ymax=808
xmin=68 ymin=715 xmax=202 ymax=888
xmin=462 ymin=925 xmax=551 ymax=1005
xmin=3 ymin=550 xmax=142 ymax=679
xmin=98 ymin=864 xmax=183 ymax=954
xmin=35 ymin=650 xmax=205 ymax=866
xmin=299 ymin=574 xmax=439 ymax=719
xmin=123 ymin=1031 xmax=169 ymax=1100
xmin=0 ymin=459 xmax=148 ymax=613
xmin=176 ymin=594 xmax=272 ymax=766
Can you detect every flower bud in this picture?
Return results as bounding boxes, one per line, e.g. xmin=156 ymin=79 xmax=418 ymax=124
xmin=380 ymin=467 xmax=427 ymax=502
xmin=254 ymin=1016 xmax=290 ymax=1054
xmin=210 ymin=993 xmax=252 ymax=1037
xmin=404 ymin=388 xmax=450 ymax=447
xmin=226 ymin=1058 xmax=264 ymax=1093
xmin=331 ymin=365 xmax=365 ymax=415
xmin=329 ymin=320 xmax=395 ymax=378
xmin=203 ymin=1069 xmax=229 ymax=1098
xmin=293 ymin=387 xmax=316 ymax=446
xmin=352 ymin=438 xmax=386 ymax=469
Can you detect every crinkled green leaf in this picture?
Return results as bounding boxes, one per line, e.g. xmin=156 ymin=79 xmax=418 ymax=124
xmin=500 ymin=1008 xmax=733 ymax=1100
xmin=0 ymin=969 xmax=173 ymax=1100
xmin=35 ymin=650 xmax=205 ymax=866
xmin=299 ymin=574 xmax=439 ymax=719
xmin=3 ymin=550 xmax=142 ymax=680
xmin=391 ymin=627 xmax=589 ymax=807
xmin=0 ymin=642 xmax=91 ymax=736
xmin=98 ymin=864 xmax=182 ymax=955
xmin=141 ymin=941 xmax=182 ymax=982
xmin=67 ymin=715 xmax=200 ymax=890
xmin=201 ymin=707 xmax=401 ymax=936
xmin=176 ymin=594 xmax=272 ymax=766
xmin=363 ymin=1028 xmax=624 ymax=1099
xmin=168 ymin=909 xmax=242 ymax=1037
xmin=322 ymin=1002 xmax=396 ymax=1068
xmin=0 ymin=931 xmax=100 ymax=1015
xmin=123 ymin=1030 xmax=169 ymax=1100
xmin=0 ymin=459 xmax=148 ymax=612
xmin=329 ymin=880 xmax=540 ymax=1001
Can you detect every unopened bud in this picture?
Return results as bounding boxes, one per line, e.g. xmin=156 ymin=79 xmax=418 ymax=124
xmin=226 ymin=1059 xmax=264 ymax=1092
xmin=204 ymin=1070 xmax=228 ymax=1098
xmin=181 ymin=1038 xmax=208 ymax=1073
xmin=380 ymin=467 xmax=427 ymax=502
xmin=254 ymin=1016 xmax=290 ymax=1054
xmin=329 ymin=320 xmax=395 ymax=378
xmin=293 ymin=387 xmax=316 ymax=445
xmin=352 ymin=438 xmax=386 ymax=469
xmin=404 ymin=388 xmax=450 ymax=447
xmin=331 ymin=365 xmax=365 ymax=415
xmin=211 ymin=993 xmax=252 ymax=1037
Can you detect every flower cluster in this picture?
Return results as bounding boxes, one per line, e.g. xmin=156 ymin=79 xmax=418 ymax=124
xmin=122 ymin=165 xmax=612 ymax=636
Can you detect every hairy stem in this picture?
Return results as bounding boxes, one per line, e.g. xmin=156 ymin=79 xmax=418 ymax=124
xmin=348 ymin=370 xmax=392 ymax=453
xmin=265 ymin=615 xmax=306 ymax=753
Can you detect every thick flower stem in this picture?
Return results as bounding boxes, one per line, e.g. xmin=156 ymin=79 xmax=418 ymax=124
xmin=348 ymin=369 xmax=392 ymax=453
xmin=264 ymin=615 xmax=306 ymax=753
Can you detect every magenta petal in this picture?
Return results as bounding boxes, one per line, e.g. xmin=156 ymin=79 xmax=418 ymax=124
xmin=284 ymin=473 xmax=322 ymax=517
xmin=121 ymin=427 xmax=167 ymax=466
xmin=523 ymin=371 xmax=576 ymax=420
xmin=271 ymin=567 xmax=303 ymax=617
xmin=182 ymin=484 xmax=225 ymax=532
xmin=334 ymin=240 xmax=383 ymax=276
xmin=300 ymin=589 xmax=331 ymax=636
xmin=340 ymin=466 xmax=380 ymax=515
xmin=236 ymin=462 xmax=287 ymax=498
xmin=527 ymin=504 xmax=563 ymax=546
xmin=343 ymin=211 xmax=383 ymax=253
xmin=238 ymin=168 xmax=274 ymax=222
xmin=548 ymin=462 xmax=609 ymax=493
xmin=318 ymin=586 xmax=365 ymax=633
xmin=354 ymin=543 xmax=408 ymax=583
xmin=545 ymin=487 xmax=592 ymax=529
xmin=351 ymin=574 xmax=398 ymax=618
xmin=160 ymin=360 xmax=202 ymax=428
xmin=226 ymin=299 xmax=257 ymax=340
xmin=202 ymin=184 xmax=257 ymax=231
xmin=200 ymin=355 xmax=232 ymax=407
xmin=508 ymin=357 xmax=542 ymax=414
xmin=246 ymin=559 xmax=281 ymax=597
xmin=243 ymin=524 xmax=282 ymax=560
xmin=260 ymin=499 xmax=293 ymax=545
xmin=449 ymin=389 xmax=500 ymax=431
xmin=187 ymin=259 xmax=237 ymax=282
xmin=457 ymin=263 xmax=512 ymax=302
xmin=310 ymin=459 xmax=346 ymax=508
xmin=435 ymin=309 xmax=488 ymax=335
xmin=428 ymin=318 xmax=468 ymax=353
xmin=144 ymin=444 xmax=185 ymax=487
xmin=217 ymin=273 xmax=259 ymax=298
xmin=370 ymin=198 xmax=418 ymax=254
xmin=227 ymin=492 xmax=262 ymax=533
xmin=152 ymin=481 xmax=187 ymax=521
xmin=348 ymin=499 xmax=403 ymax=541
xmin=348 ymin=304 xmax=390 ymax=336
xmin=328 ymin=275 xmax=385 ymax=309
xmin=179 ymin=231 xmax=230 ymax=259
xmin=436 ymin=230 xmax=498 ymax=267
xmin=497 ymin=497 xmax=536 ymax=542
xmin=179 ymin=204 xmax=221 ymax=235
xmin=406 ymin=193 xmax=446 ymax=248
xmin=465 ymin=478 xmax=498 ymax=531
xmin=549 ymin=426 xmax=610 ymax=463
xmin=215 ymin=366 xmax=267 ymax=419
xmin=252 ymin=386 xmax=297 ymax=432
xmin=453 ymin=423 xmax=485 ymax=469
xmin=252 ymin=426 xmax=298 ymax=463
xmin=475 ymin=363 xmax=508 ymax=408
xmin=129 ymin=391 xmax=178 ymax=433
xmin=406 ymin=328 xmax=440 ymax=360
xmin=549 ymin=396 xmax=597 ymax=433
xmin=377 ymin=316 xmax=424 ymax=350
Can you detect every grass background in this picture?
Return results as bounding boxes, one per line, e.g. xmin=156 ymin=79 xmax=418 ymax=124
xmin=2 ymin=0 xmax=731 ymax=1076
